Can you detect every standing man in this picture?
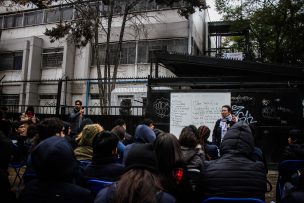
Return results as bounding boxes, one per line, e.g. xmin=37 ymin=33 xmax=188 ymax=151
xmin=212 ymin=105 xmax=237 ymax=147
xmin=69 ymin=100 xmax=84 ymax=137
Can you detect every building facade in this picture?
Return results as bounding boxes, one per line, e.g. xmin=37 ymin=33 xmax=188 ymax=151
xmin=0 ymin=1 xmax=209 ymax=115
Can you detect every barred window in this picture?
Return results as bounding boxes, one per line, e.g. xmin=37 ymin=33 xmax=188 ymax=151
xmin=42 ymin=48 xmax=64 ymax=68
xmin=39 ymin=95 xmax=57 ymax=100
xmin=95 ymin=42 xmax=136 ymax=65
xmin=0 ymin=94 xmax=19 ymax=105
xmin=0 ymin=51 xmax=23 ymax=70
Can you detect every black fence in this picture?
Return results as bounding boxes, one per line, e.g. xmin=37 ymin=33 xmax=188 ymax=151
xmin=1 ymin=105 xmax=145 ymax=135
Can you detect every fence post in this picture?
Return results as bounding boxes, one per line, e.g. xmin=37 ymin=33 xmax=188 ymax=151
xmin=56 ymin=79 xmax=62 ymax=116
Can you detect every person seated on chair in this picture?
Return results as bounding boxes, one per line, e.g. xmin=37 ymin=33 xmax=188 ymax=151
xmin=122 ymin=123 xmax=156 ymax=164
xmin=84 ymin=131 xmax=124 ymax=181
xmin=282 ymin=169 xmax=304 ymax=203
xmin=74 ymin=124 xmax=103 ymax=161
xmin=94 ymin=143 xmax=175 ymax=203
xmin=197 ymin=125 xmax=219 ymax=160
xmin=198 ymin=121 xmax=267 ymax=200
xmin=179 ymin=126 xmax=205 ymax=172
xmin=281 ymin=129 xmax=304 ymax=161
xmin=19 ymin=136 xmax=93 ymax=203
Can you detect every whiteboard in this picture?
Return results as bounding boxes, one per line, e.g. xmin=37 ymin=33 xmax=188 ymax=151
xmin=170 ymin=92 xmax=231 ymax=138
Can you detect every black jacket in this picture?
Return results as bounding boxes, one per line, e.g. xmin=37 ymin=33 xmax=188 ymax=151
xmin=200 ymin=122 xmax=267 ymax=200
xmin=19 ymin=136 xmax=93 ymax=203
xmin=212 ymin=118 xmax=236 ymax=147
xmin=281 ymin=144 xmax=304 ymax=161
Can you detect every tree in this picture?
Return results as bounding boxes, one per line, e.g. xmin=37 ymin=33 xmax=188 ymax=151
xmin=12 ymin=0 xmax=207 ymax=114
xmin=215 ymin=0 xmax=304 ymax=65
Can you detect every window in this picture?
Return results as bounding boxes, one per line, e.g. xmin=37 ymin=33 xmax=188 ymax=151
xmin=137 ymin=38 xmax=188 ymax=63
xmin=24 ymin=11 xmax=43 ymax=26
xmin=44 ymin=8 xmax=60 ymax=23
xmin=95 ymin=42 xmax=136 ymax=65
xmin=0 ymin=51 xmax=23 ymax=70
xmin=0 ymin=16 xmax=3 ymax=29
xmin=42 ymin=48 xmax=64 ymax=68
xmin=3 ymin=14 xmax=23 ymax=28
xmin=90 ymin=94 xmax=100 ymax=100
xmin=39 ymin=95 xmax=57 ymax=100
xmin=61 ymin=7 xmax=73 ymax=21
xmin=0 ymin=94 xmax=19 ymax=106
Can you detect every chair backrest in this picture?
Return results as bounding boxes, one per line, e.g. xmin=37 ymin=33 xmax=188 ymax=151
xmin=202 ymin=197 xmax=265 ymax=203
xmin=86 ymin=179 xmax=113 ymax=196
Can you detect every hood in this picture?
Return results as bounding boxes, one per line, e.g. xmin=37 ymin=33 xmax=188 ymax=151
xmin=134 ymin=124 xmax=156 ymax=143
xmin=220 ymin=121 xmax=254 ymax=156
xmin=31 ymin=136 xmax=78 ymax=181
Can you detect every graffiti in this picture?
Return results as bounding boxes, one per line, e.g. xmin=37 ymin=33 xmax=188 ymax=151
xmin=277 ymin=106 xmax=292 ymax=113
xmin=232 ymin=105 xmax=257 ymax=124
xmin=231 ymin=95 xmax=254 ymax=103
xmin=262 ymin=99 xmax=271 ymax=106
xmin=261 ymin=106 xmax=280 ymax=120
xmin=153 ymin=97 xmax=170 ymax=118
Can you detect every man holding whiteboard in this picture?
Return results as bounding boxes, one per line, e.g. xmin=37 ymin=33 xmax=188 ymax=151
xmin=212 ymin=105 xmax=238 ymax=147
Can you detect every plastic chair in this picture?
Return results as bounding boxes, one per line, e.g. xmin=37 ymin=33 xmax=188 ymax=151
xmin=202 ymin=197 xmax=265 ymax=203
xmin=86 ymin=179 xmax=113 ymax=196
xmin=276 ymin=160 xmax=304 ymax=202
xmin=9 ymin=161 xmax=26 ymax=190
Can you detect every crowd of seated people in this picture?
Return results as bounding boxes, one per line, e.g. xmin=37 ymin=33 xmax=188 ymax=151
xmin=1 ymin=106 xmax=304 ymax=203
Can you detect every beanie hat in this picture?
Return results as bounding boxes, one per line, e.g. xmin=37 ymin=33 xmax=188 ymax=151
xmin=79 ymin=124 xmax=100 ymax=146
xmin=125 ymin=143 xmax=158 ymax=173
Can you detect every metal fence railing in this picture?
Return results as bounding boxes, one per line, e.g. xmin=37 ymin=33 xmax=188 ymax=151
xmin=1 ymin=105 xmax=145 ymax=116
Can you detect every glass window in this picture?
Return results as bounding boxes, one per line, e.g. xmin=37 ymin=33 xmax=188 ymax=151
xmin=0 ymin=51 xmax=23 ymax=70
xmin=24 ymin=11 xmax=43 ymax=26
xmin=45 ymin=8 xmax=60 ymax=23
xmin=95 ymin=42 xmax=136 ymax=65
xmin=61 ymin=7 xmax=73 ymax=21
xmin=14 ymin=14 xmax=23 ymax=27
xmin=3 ymin=15 xmax=14 ymax=28
xmin=42 ymin=48 xmax=64 ymax=68
xmin=0 ymin=16 xmax=3 ymax=29
xmin=138 ymin=38 xmax=188 ymax=63
xmin=0 ymin=94 xmax=19 ymax=106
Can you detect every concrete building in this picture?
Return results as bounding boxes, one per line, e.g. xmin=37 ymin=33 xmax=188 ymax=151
xmin=0 ymin=1 xmax=209 ymax=115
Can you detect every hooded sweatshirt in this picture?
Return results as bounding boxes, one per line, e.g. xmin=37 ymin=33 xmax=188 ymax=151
xmin=19 ymin=136 xmax=93 ymax=203
xmin=200 ymin=122 xmax=267 ymax=200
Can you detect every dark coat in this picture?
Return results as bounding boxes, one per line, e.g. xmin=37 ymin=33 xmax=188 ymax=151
xmin=212 ymin=118 xmax=236 ymax=147
xmin=282 ymin=191 xmax=304 ymax=203
xmin=19 ymin=179 xmax=93 ymax=203
xmin=84 ymin=158 xmax=124 ymax=181
xmin=180 ymin=146 xmax=204 ymax=171
xmin=200 ymin=122 xmax=267 ymax=200
xmin=281 ymin=144 xmax=304 ymax=161
xmin=19 ymin=136 xmax=93 ymax=203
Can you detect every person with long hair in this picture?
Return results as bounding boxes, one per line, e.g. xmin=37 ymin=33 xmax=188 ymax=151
xmin=153 ymin=133 xmax=192 ymax=203
xmin=197 ymin=125 xmax=219 ymax=160
xmin=94 ymin=143 xmax=175 ymax=203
